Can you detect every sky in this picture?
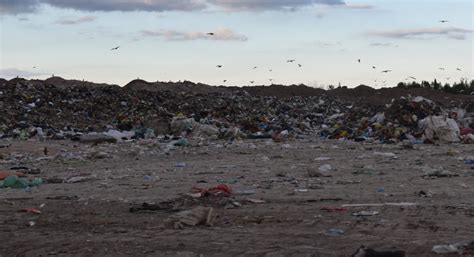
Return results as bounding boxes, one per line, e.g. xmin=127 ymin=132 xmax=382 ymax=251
xmin=0 ymin=0 xmax=473 ymax=88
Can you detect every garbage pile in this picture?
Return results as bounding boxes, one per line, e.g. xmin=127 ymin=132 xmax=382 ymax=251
xmin=325 ymin=95 xmax=474 ymax=144
xmin=0 ymin=78 xmax=472 ymax=144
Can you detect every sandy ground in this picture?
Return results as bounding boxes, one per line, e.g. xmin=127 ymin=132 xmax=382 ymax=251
xmin=0 ymin=138 xmax=473 ymax=257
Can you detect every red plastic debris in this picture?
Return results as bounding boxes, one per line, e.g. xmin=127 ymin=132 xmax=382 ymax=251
xmin=192 ymin=184 xmax=232 ymax=197
xmin=19 ymin=208 xmax=42 ymax=214
xmin=0 ymin=171 xmax=26 ymax=180
xmin=461 ymin=128 xmax=474 ymax=136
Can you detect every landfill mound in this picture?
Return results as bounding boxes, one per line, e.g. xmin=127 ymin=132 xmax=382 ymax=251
xmin=124 ymin=79 xmax=229 ymax=95
xmin=0 ymin=77 xmax=473 ymax=144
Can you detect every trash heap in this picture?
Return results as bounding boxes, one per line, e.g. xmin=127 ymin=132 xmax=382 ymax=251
xmin=320 ymin=95 xmax=474 ymax=144
xmin=0 ymin=78 xmax=472 ymax=144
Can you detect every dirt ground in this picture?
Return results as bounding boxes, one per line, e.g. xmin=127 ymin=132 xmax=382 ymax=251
xmin=0 ymin=138 xmax=473 ymax=257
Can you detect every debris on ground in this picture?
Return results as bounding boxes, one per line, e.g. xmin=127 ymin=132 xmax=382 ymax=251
xmin=431 ymin=242 xmax=470 ymax=254
xmin=0 ymin=175 xmax=43 ymax=188
xmin=352 ymin=245 xmax=405 ymax=257
xmin=165 ymin=207 xmax=216 ymax=229
xmin=324 ymin=228 xmax=345 ymax=237
xmin=191 ymin=184 xmax=232 ymax=197
xmin=0 ymin=171 xmax=26 ymax=180
xmin=351 ymin=210 xmax=379 ymax=217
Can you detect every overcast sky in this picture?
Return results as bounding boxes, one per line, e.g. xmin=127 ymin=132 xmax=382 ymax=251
xmin=0 ymin=0 xmax=472 ymax=87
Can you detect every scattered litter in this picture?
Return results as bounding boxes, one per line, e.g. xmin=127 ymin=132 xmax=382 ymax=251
xmin=129 ymin=202 xmax=174 ymax=213
xmin=432 ymin=242 xmax=469 ymax=254
xmin=308 ymin=168 xmax=332 ymax=177
xmin=324 ymin=228 xmax=345 ymax=237
xmin=318 ymin=164 xmax=332 ymax=173
xmin=0 ymin=176 xmax=42 ymax=188
xmin=352 ymin=165 xmax=383 ymax=175
xmin=417 ymin=190 xmax=434 ymax=198
xmin=245 ymin=198 xmax=266 ymax=204
xmin=314 ymin=157 xmax=332 ymax=161
xmin=10 ymin=167 xmax=41 ymax=174
xmin=352 ymin=246 xmax=405 ymax=257
xmin=79 ymin=133 xmax=117 ymax=144
xmin=175 ymin=162 xmax=187 ymax=168
xmin=294 ymin=189 xmax=309 ymax=193
xmin=342 ymin=202 xmax=417 ymax=207
xmin=352 ymin=210 xmax=379 ymax=217
xmin=65 ymin=176 xmax=90 ymax=184
xmin=165 ymin=207 xmax=216 ymax=229
xmin=173 ymin=138 xmax=189 ymax=147
xmin=0 ymin=171 xmax=26 ymax=180
xmin=420 ymin=115 xmax=461 ymax=143
xmin=321 ymin=206 xmax=348 ymax=212
xmin=19 ymin=208 xmax=42 ymax=214
xmin=421 ymin=167 xmax=457 ymax=179
xmin=192 ymin=184 xmax=232 ymax=197
xmin=234 ymin=189 xmax=256 ymax=195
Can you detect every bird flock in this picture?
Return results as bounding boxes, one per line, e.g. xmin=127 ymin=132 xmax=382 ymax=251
xmin=104 ymin=19 xmax=466 ymax=88
xmin=356 ymin=57 xmax=463 ymax=87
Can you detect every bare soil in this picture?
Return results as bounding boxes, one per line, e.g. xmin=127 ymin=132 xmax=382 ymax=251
xmin=0 ymin=138 xmax=473 ymax=257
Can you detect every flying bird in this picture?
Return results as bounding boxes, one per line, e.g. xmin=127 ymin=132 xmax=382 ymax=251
xmin=381 ymin=70 xmax=392 ymax=73
xmin=207 ymin=32 xmax=214 ymax=36
xmin=456 ymin=68 xmax=462 ymax=71
xmin=372 ymin=66 xmax=376 ymax=69
xmin=216 ymin=65 xmax=223 ymax=68
xmin=223 ymin=80 xmax=227 ymax=83
xmin=249 ymin=81 xmax=255 ymax=84
xmin=287 ymin=59 xmax=295 ymax=63
xmin=110 ymin=46 xmax=120 ymax=50
xmin=357 ymin=59 xmax=361 ymax=63
xmin=439 ymin=67 xmax=445 ymax=70
xmin=408 ymin=76 xmax=417 ymax=80
xmin=297 ymin=64 xmax=302 ymax=68
xmin=269 ymin=69 xmax=273 ymax=72
xmin=252 ymin=66 xmax=258 ymax=69
xmin=439 ymin=20 xmax=449 ymax=23
xmin=269 ymin=79 xmax=274 ymax=82
xmin=33 ymin=66 xmax=37 ymax=69
xmin=446 ymin=77 xmax=451 ymax=80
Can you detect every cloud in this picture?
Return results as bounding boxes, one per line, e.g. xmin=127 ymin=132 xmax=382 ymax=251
xmin=367 ymin=27 xmax=473 ymax=40
xmin=343 ymin=3 xmax=373 ymax=9
xmin=370 ymin=42 xmax=395 ymax=47
xmin=42 ymin=0 xmax=206 ymax=12
xmin=0 ymin=68 xmax=49 ymax=79
xmin=139 ymin=27 xmax=247 ymax=41
xmin=315 ymin=41 xmax=341 ymax=47
xmin=55 ymin=15 xmax=96 ymax=25
xmin=0 ymin=0 xmax=39 ymax=14
xmin=0 ymin=0 xmax=206 ymax=14
xmin=206 ymin=0 xmax=345 ymax=11
xmin=1 ymin=0 xmax=349 ymax=14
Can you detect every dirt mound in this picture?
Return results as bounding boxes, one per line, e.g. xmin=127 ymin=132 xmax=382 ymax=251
xmin=233 ymin=84 xmax=326 ymax=98
xmin=43 ymin=76 xmax=118 ymax=89
xmin=327 ymin=86 xmax=473 ymax=107
xmin=124 ymin=79 xmax=228 ymax=95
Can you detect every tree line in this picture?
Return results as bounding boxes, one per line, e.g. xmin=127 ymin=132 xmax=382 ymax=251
xmin=396 ymin=79 xmax=474 ymax=95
